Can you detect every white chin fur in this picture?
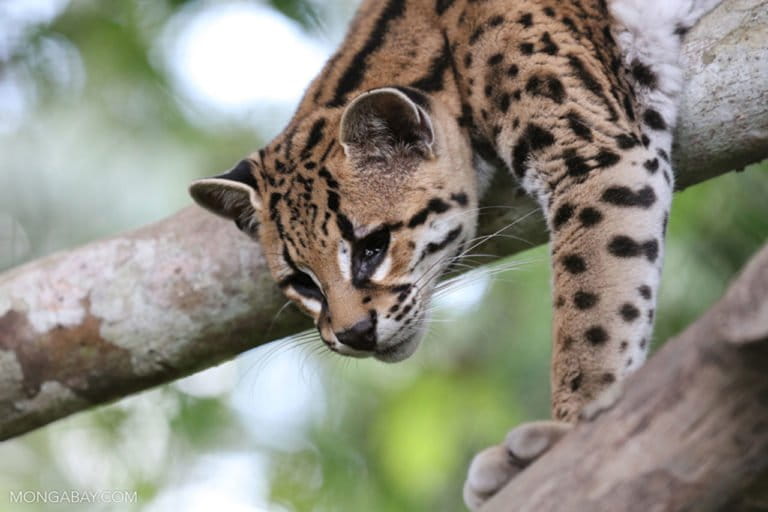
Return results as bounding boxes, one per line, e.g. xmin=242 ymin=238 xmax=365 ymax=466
xmin=334 ymin=345 xmax=373 ymax=358
xmin=374 ymin=335 xmax=421 ymax=363
xmin=374 ymin=317 xmax=428 ymax=362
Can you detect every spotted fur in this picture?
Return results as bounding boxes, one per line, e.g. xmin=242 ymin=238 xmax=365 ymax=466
xmin=189 ymin=0 xmax=721 ymax=504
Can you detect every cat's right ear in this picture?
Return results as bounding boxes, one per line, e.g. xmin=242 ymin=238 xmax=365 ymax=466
xmin=189 ymin=158 xmax=262 ymax=231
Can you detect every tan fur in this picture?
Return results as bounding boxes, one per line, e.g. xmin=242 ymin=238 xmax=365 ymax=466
xmin=191 ymin=0 xmax=680 ymax=417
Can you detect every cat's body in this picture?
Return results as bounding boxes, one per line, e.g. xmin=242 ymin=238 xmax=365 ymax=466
xmin=189 ymin=0 xmax=721 ymax=507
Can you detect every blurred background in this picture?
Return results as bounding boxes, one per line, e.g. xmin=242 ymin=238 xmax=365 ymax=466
xmin=0 ymin=1 xmax=765 ymax=510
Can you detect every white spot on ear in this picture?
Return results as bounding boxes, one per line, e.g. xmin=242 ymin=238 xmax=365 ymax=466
xmin=337 ymin=240 xmax=351 ymax=281
xmin=371 ymin=255 xmax=392 ymax=283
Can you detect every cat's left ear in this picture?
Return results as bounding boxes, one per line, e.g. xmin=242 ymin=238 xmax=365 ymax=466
xmin=340 ymin=87 xmax=435 ymax=161
xmin=189 ymin=158 xmax=262 ymax=231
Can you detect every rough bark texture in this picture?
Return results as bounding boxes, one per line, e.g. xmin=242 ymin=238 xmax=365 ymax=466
xmin=0 ymin=0 xmax=766 ymax=440
xmin=481 ymin=242 xmax=768 ymax=512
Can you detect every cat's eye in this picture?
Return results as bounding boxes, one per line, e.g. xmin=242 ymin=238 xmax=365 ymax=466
xmin=362 ymin=228 xmax=390 ymax=258
xmin=352 ymin=228 xmax=390 ymax=284
xmin=359 ymin=228 xmax=390 ymax=262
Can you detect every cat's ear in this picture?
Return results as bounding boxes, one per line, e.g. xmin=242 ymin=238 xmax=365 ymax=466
xmin=340 ymin=87 xmax=435 ymax=162
xmin=189 ymin=158 xmax=262 ymax=232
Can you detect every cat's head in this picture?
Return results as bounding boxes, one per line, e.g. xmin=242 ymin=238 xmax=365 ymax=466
xmin=190 ymin=87 xmax=478 ymax=361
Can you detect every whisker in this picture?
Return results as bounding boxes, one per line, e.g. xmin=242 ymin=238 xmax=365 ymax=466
xmin=458 ymin=209 xmax=539 ymax=255
xmin=402 ymin=208 xmax=540 ymax=303
xmin=435 ymin=262 xmax=529 ymax=291
xmin=436 ymin=204 xmax=520 ymax=225
xmin=237 ymin=329 xmax=322 ymax=390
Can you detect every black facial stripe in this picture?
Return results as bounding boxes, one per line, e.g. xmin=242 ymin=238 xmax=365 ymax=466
xmin=279 ymin=246 xmax=323 ymax=303
xmin=279 ymin=272 xmax=324 ymax=303
xmin=424 ymin=225 xmax=462 ymax=255
xmin=414 ymin=225 xmax=462 ymax=268
xmin=336 ymin=213 xmax=356 ymax=241
xmin=450 ymin=192 xmax=468 ymax=206
xmin=281 ymin=245 xmax=300 ymax=272
xmin=300 ymin=118 xmax=327 ymax=160
xmin=407 ymin=198 xmax=451 ymax=228
xmin=393 ymin=302 xmax=415 ymax=322
xmin=390 ymin=283 xmax=412 ymax=295
xmin=319 ymin=140 xmax=336 ymax=163
xmin=319 ymin=167 xmax=340 ymax=189
xmin=327 ymin=190 xmax=340 ymax=212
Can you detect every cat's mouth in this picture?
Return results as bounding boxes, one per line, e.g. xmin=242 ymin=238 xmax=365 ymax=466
xmin=329 ymin=336 xmax=418 ymax=362
xmin=323 ymin=310 xmax=427 ymax=362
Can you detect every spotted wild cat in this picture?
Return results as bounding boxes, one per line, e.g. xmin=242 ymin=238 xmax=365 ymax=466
xmin=188 ymin=0 xmax=722 ymax=507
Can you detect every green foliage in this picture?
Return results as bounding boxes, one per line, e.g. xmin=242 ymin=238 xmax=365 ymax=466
xmin=170 ymin=395 xmax=238 ymax=445
xmin=268 ymin=0 xmax=322 ymax=30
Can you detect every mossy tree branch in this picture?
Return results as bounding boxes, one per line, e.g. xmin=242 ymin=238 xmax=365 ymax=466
xmin=0 ymin=0 xmax=766 ymax=440
xmin=482 ymin=241 xmax=768 ymax=512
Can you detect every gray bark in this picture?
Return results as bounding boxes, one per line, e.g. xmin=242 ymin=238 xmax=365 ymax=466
xmin=481 ymin=241 xmax=768 ymax=512
xmin=0 ymin=0 xmax=766 ymax=440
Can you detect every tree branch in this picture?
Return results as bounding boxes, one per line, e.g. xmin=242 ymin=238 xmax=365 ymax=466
xmin=0 ymin=0 xmax=766 ymax=440
xmin=481 ymin=241 xmax=768 ymax=512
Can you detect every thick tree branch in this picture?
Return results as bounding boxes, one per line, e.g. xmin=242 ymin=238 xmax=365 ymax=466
xmin=481 ymin=241 xmax=768 ymax=512
xmin=0 ymin=0 xmax=766 ymax=440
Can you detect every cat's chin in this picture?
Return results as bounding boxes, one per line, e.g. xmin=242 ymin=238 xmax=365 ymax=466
xmin=328 ymin=314 xmax=428 ymax=362
xmin=373 ymin=309 xmax=430 ymax=362
xmin=373 ymin=335 xmax=421 ymax=362
xmin=374 ymin=322 xmax=428 ymax=362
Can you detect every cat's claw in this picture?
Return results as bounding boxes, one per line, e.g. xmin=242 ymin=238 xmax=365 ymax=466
xmin=463 ymin=421 xmax=571 ymax=511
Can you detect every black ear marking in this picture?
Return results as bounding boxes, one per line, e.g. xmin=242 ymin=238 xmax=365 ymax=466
xmin=189 ymin=158 xmax=262 ymax=231
xmin=339 ymin=87 xmax=435 ymax=162
xmin=221 ymin=158 xmax=260 ymax=191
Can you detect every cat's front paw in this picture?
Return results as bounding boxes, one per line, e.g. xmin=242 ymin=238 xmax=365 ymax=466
xmin=463 ymin=421 xmax=571 ymax=511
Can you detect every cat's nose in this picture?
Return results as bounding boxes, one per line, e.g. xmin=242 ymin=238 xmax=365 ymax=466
xmin=335 ymin=317 xmax=376 ymax=351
